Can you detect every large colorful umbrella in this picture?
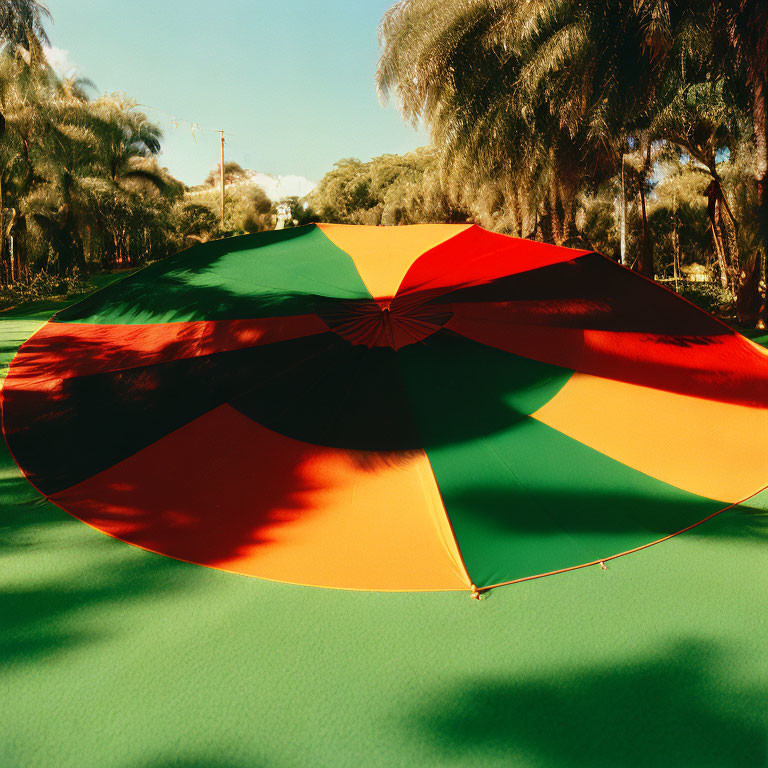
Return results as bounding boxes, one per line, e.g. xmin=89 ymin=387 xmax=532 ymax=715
xmin=3 ymin=223 xmax=767 ymax=595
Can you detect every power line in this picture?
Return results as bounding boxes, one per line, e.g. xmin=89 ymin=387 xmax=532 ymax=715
xmin=138 ymin=104 xmax=232 ymax=224
xmin=136 ymin=103 xmax=235 ymax=141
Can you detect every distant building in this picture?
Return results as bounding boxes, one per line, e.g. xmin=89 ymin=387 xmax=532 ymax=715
xmin=680 ymin=263 xmax=711 ymax=283
xmin=275 ymin=202 xmax=292 ymax=230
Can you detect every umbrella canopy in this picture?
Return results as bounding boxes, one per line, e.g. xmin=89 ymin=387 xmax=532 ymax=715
xmin=3 ymin=223 xmax=768 ymax=594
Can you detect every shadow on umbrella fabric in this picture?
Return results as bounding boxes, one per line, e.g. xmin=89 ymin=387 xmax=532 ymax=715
xmin=3 ymin=223 xmax=768 ymax=593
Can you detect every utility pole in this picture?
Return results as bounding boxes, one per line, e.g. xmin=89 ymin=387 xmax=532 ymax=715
xmin=673 ymin=187 xmax=680 ymax=292
xmin=219 ymin=130 xmax=225 ymax=228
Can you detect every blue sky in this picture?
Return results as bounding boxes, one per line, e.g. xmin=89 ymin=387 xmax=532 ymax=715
xmin=44 ymin=0 xmax=426 ymax=185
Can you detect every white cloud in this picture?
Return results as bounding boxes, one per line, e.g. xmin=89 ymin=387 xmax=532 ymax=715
xmin=43 ymin=45 xmax=77 ymax=77
xmin=245 ymin=171 xmax=316 ymax=201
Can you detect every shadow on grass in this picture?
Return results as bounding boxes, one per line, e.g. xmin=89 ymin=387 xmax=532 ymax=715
xmin=0 ymin=458 xmax=203 ymax=667
xmin=0 ymin=548 xmax=193 ymax=667
xmin=139 ymin=761 xmax=263 ymax=768
xmin=407 ymin=639 xmax=766 ymax=767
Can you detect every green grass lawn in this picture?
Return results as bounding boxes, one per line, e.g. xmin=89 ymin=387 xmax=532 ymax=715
xmin=1 ymin=299 xmax=766 ymax=768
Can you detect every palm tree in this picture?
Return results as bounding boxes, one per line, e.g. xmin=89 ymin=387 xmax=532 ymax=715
xmin=377 ymin=0 xmax=571 ymax=242
xmin=0 ymin=1 xmax=50 ymax=281
xmin=377 ymin=0 xmax=678 ymax=258
xmin=0 ymin=1 xmax=49 ymax=42
xmin=0 ymin=52 xmax=179 ymax=280
xmin=0 ymin=0 xmax=50 ymax=131
xmin=652 ymin=78 xmax=743 ymax=291
xmin=87 ymin=96 xmax=163 ymax=185
xmin=0 ymin=50 xmax=48 ymax=281
xmin=709 ymin=0 xmax=768 ymax=325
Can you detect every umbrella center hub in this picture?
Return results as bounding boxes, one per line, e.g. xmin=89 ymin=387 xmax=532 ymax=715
xmin=319 ymin=296 xmax=453 ymax=350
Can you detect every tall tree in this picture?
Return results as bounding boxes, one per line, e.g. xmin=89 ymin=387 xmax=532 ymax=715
xmin=653 ymin=78 xmax=743 ymax=290
xmin=0 ymin=0 xmax=50 ymax=138
xmin=710 ymin=0 xmax=768 ymax=324
xmin=0 ymin=1 xmax=50 ymax=280
xmin=377 ymin=0 xmax=676 ymax=255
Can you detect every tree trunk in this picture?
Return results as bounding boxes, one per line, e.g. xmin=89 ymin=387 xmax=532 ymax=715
xmin=710 ymin=216 xmax=730 ymax=289
xmin=736 ymin=251 xmax=763 ymax=325
xmin=637 ymin=184 xmax=653 ymax=277
xmin=672 ymin=187 xmax=680 ymax=290
xmin=548 ymin=148 xmax=563 ymax=245
xmin=635 ymin=140 xmax=654 ymax=278
xmin=559 ymin=180 xmax=575 ymax=243
xmin=517 ymin=188 xmax=531 ymax=238
xmin=754 ymin=76 xmax=768 ymax=327
xmin=619 ymin=155 xmax=627 ymax=265
xmin=13 ymin=216 xmax=27 ymax=285
xmin=673 ymin=221 xmax=680 ymax=290
xmin=0 ymin=174 xmax=6 ymax=286
xmin=508 ymin=190 xmax=521 ymax=238
xmin=758 ymin=174 xmax=768 ymax=328
xmin=549 ymin=180 xmax=562 ymax=245
xmin=0 ymin=109 xmax=5 ymax=285
xmin=717 ymin=198 xmax=739 ymax=297
xmin=706 ymin=180 xmax=728 ymax=288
